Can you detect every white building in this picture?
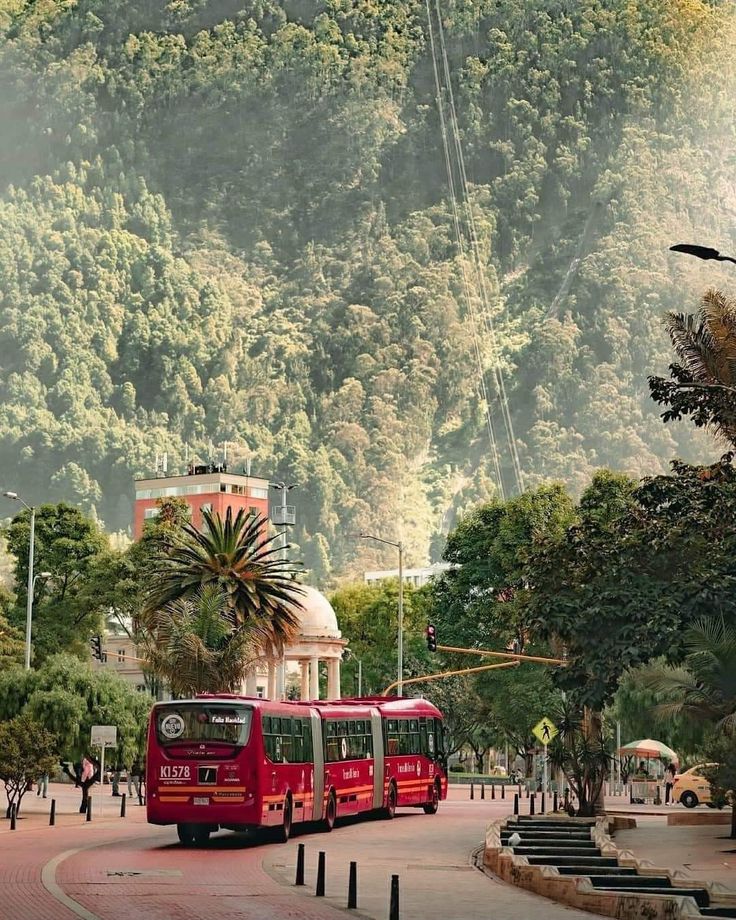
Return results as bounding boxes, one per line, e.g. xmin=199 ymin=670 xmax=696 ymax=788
xmin=364 ymin=562 xmax=453 ymax=589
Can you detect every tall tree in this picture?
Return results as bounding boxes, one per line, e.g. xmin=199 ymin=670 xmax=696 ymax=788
xmin=141 ymin=585 xmax=258 ymax=697
xmin=142 ymin=508 xmax=304 ymax=656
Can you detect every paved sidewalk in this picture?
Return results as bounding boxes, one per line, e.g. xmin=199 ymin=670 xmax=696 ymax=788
xmin=615 ymin=815 xmax=736 ymax=890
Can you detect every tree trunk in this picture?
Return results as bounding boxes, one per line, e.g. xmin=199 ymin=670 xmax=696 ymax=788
xmin=582 ymin=707 xmax=606 ymax=817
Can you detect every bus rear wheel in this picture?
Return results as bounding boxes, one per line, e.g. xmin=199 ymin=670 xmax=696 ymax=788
xmin=423 ymin=782 xmax=440 ymax=815
xmin=177 ymin=823 xmax=195 ymax=847
xmin=274 ymin=797 xmax=292 ymax=843
xmin=383 ymin=782 xmax=397 ymax=820
xmin=322 ymin=791 xmax=337 ymax=832
xmin=193 ymin=826 xmax=211 ymax=846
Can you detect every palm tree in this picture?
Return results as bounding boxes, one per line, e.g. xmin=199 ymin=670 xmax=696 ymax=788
xmin=640 ymin=618 xmax=736 ymax=837
xmin=140 ymin=585 xmax=259 ymax=697
xmin=650 ymin=289 xmax=736 ymax=446
xmin=640 ymin=617 xmax=736 ymax=732
xmin=142 ymin=507 xmax=304 ymax=656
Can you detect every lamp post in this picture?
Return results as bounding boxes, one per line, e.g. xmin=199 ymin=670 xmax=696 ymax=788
xmin=3 ymin=491 xmax=39 ymax=670
xmin=359 ymin=533 xmax=404 ymax=696
xmin=343 ymin=648 xmax=363 ymax=697
xmin=270 ymin=482 xmax=296 ymax=701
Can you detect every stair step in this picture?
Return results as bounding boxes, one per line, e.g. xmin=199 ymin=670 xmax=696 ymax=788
xmin=506 ymin=830 xmax=594 ymax=837
xmin=700 ymin=910 xmax=736 ymax=918
xmin=591 ymin=886 xmax=709 ymax=908
xmin=526 ymin=856 xmax=619 ymax=867
xmin=514 ymin=847 xmax=602 ymax=857
xmin=517 ymin=815 xmax=595 ymax=830
xmin=503 ymin=838 xmax=597 ymax=849
xmin=589 ymin=876 xmax=673 ymax=888
xmin=557 ymin=867 xmax=637 ymax=876
xmin=516 ymin=821 xmax=596 ymax=829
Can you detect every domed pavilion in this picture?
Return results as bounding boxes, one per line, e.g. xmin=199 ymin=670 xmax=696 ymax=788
xmin=243 ymin=585 xmax=347 ymax=700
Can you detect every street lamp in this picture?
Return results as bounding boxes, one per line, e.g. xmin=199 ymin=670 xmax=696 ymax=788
xmin=3 ymin=491 xmax=39 ymax=670
xmin=343 ymin=647 xmax=363 ymax=697
xmin=359 ymin=533 xmax=404 ymax=696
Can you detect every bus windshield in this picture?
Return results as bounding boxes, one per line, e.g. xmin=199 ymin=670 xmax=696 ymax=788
xmin=155 ymin=703 xmax=252 ymax=747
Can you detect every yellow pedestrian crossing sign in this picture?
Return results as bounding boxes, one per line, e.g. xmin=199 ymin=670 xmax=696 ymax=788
xmin=532 ymin=717 xmax=558 ymax=746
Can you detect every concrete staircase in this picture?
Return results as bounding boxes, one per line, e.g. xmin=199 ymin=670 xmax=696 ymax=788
xmin=501 ymin=817 xmax=732 ymax=919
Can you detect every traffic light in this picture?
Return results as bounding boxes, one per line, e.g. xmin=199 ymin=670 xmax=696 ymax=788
xmin=426 ymin=623 xmax=437 ymax=652
xmin=90 ymin=635 xmax=103 ymax=661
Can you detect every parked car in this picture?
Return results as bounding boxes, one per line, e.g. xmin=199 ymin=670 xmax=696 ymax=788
xmin=673 ymin=764 xmax=718 ymax=807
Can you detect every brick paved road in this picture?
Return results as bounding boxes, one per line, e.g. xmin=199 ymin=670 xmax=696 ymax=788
xmin=1 ymin=785 xmax=604 ymax=920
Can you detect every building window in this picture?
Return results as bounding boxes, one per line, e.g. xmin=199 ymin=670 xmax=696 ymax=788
xmin=144 ymin=508 xmax=159 ymax=519
xmin=250 ymin=487 xmax=268 ymax=499
xmin=220 ymin=484 xmax=228 ymax=492
xmin=249 ymin=506 xmax=258 ymax=517
xmin=257 ymin=687 xmax=265 ymax=698
xmin=117 ymin=649 xmax=125 ymax=663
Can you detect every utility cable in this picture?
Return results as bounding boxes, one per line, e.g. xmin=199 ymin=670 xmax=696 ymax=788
xmin=425 ymin=0 xmax=505 ymax=498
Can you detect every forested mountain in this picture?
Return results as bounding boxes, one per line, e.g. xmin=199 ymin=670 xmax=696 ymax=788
xmin=0 ymin=0 xmax=734 ymax=582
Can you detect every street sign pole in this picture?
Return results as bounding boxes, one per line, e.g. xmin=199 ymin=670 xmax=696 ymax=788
xmin=543 ymin=741 xmax=548 ymax=797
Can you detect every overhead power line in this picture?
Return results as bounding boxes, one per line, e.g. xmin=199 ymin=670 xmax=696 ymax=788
xmin=425 ymin=0 xmax=525 ymax=496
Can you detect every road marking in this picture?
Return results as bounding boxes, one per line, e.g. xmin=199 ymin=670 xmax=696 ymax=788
xmin=41 ymin=847 xmax=103 ymax=920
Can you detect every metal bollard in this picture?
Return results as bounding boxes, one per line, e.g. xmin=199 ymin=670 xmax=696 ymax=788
xmin=518 ymin=783 xmax=522 ymax=798
xmin=49 ymin=799 xmax=56 ymax=826
xmin=541 ymin=792 xmax=546 ymax=814
xmin=629 ymin=784 xmax=633 ymax=805
xmin=526 ymin=785 xmax=530 ymax=799
xmin=10 ymin=804 xmax=16 ymax=830
xmin=553 ymin=791 xmax=558 ymax=812
xmin=295 ymin=843 xmax=305 ymax=886
xmin=470 ymin=782 xmax=474 ymax=800
xmin=86 ymin=796 xmax=92 ymax=822
xmin=347 ymin=860 xmax=357 ymax=909
xmin=316 ymin=851 xmax=326 ymax=897
xmin=389 ymin=874 xmax=400 ymax=920
xmin=501 ymin=783 xmax=505 ymax=800
xmin=530 ymin=793 xmax=535 ymax=816
xmin=480 ymin=783 xmax=485 ymax=800
xmin=491 ymin=783 xmax=495 ymax=800
xmin=513 ymin=793 xmax=519 ymax=816
xmin=564 ymin=787 xmax=569 ymax=811
xmin=120 ymin=794 xmax=126 ymax=818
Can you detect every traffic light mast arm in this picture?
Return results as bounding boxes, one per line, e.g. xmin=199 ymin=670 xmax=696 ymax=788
xmin=437 ymin=644 xmax=567 ymax=666
xmin=382 ymin=659 xmax=519 ymax=696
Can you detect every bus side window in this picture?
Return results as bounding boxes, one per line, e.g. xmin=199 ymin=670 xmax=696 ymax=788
xmin=302 ymin=720 xmax=313 ymax=762
xmin=419 ymin=718 xmax=429 ymax=755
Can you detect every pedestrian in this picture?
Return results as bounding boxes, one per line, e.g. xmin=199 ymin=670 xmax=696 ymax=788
xmin=36 ymin=772 xmax=49 ymax=798
xmin=111 ymin=760 xmax=123 ymax=797
xmin=665 ymin=762 xmax=677 ymax=805
xmin=129 ymin=758 xmax=142 ymax=800
xmin=78 ymin=754 xmax=97 ymax=814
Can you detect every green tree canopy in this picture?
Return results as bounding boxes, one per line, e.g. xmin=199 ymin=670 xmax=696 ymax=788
xmin=0 ymin=654 xmax=151 ymax=766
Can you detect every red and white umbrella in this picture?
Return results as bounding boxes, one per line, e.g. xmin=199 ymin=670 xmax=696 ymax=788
xmin=618 ymin=738 xmax=679 ymax=765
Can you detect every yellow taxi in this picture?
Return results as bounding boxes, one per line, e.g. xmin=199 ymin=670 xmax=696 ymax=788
xmin=673 ymin=764 xmax=717 ymax=808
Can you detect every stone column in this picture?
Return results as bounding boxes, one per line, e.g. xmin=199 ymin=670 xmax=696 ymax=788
xmin=327 ymin=658 xmax=341 ymax=700
xmin=267 ymin=661 xmax=276 ymax=700
xmin=245 ymin=667 xmax=258 ymax=697
xmin=300 ymin=661 xmax=310 ymax=700
xmin=276 ymin=659 xmax=286 ymax=700
xmin=310 ymin=656 xmax=320 ymax=700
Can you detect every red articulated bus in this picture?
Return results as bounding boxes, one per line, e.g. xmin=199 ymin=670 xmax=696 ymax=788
xmin=146 ymin=694 xmax=447 ymax=846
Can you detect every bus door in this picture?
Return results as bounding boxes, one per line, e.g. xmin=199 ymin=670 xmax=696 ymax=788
xmin=309 ymin=710 xmax=324 ymax=822
xmin=370 ymin=708 xmax=384 ymax=809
